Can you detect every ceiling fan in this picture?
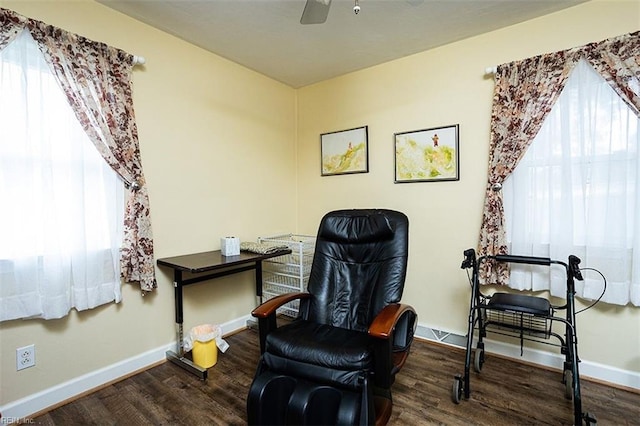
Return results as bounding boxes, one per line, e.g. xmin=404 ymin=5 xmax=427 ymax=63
xmin=301 ymin=0 xmax=362 ymax=25
xmin=301 ymin=0 xmax=421 ymax=25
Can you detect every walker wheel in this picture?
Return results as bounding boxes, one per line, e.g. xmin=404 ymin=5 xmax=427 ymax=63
xmin=451 ymin=377 xmax=463 ymax=404
xmin=563 ymin=369 xmax=573 ymax=400
xmin=473 ymin=348 xmax=484 ymax=373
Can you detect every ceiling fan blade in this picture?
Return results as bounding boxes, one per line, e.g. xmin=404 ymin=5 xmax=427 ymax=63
xmin=300 ymin=0 xmax=332 ymax=25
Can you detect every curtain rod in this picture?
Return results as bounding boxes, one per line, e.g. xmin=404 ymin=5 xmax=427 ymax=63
xmin=485 ymin=66 xmax=497 ymax=75
xmin=133 ymin=55 xmax=146 ymax=66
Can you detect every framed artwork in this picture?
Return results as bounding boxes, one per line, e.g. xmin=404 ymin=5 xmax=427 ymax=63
xmin=394 ymin=124 xmax=459 ymax=183
xmin=321 ymin=126 xmax=369 ymax=176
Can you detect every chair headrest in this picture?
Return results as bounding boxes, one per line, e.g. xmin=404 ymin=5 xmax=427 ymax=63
xmin=318 ymin=211 xmax=395 ymax=244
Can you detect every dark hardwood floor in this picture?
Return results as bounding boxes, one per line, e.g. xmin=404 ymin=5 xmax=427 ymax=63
xmin=34 ymin=327 xmax=639 ymax=425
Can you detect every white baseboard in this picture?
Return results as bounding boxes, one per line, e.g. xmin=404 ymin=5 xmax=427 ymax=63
xmin=2 ymin=315 xmax=637 ymax=421
xmin=0 ymin=315 xmax=252 ymax=421
xmin=414 ymin=322 xmax=640 ymax=391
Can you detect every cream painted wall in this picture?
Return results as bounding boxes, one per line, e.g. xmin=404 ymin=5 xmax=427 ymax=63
xmin=0 ymin=0 xmax=297 ymax=405
xmin=1 ymin=0 xmax=639 ymax=413
xmin=296 ymin=0 xmax=640 ymax=373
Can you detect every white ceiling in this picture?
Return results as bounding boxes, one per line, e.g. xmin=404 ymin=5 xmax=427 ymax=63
xmin=97 ymin=0 xmax=587 ymax=88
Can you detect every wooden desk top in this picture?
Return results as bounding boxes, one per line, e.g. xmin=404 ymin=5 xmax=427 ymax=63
xmin=157 ymin=249 xmax=291 ymax=274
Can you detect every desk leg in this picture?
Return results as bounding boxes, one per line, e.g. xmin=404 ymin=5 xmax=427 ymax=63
xmin=166 ymin=270 xmax=208 ymax=380
xmin=174 ymin=270 xmax=184 ymax=355
xmin=247 ymin=260 xmax=264 ymax=331
xmin=255 ymin=260 xmax=263 ymax=305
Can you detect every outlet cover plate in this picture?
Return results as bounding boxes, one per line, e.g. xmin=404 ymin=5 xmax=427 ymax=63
xmin=16 ymin=344 xmax=35 ymax=370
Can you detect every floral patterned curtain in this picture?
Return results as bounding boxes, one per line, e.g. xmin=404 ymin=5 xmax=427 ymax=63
xmin=479 ymin=31 xmax=640 ymax=285
xmin=0 ymin=9 xmax=22 ymax=49
xmin=584 ymin=32 xmax=640 ymax=116
xmin=0 ymin=8 xmax=157 ymax=292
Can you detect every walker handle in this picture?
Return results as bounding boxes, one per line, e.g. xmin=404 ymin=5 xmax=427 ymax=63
xmin=493 ymin=254 xmax=551 ymax=265
xmin=461 ymin=248 xmax=476 ymax=269
xmin=569 ymin=255 xmax=584 ymax=281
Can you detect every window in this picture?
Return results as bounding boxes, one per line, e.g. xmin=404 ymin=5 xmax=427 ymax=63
xmin=503 ymin=60 xmax=639 ymax=306
xmin=0 ymin=30 xmax=124 ymax=321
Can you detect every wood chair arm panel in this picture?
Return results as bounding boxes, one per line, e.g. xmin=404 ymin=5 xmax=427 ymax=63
xmin=368 ymin=303 xmax=416 ymax=339
xmin=251 ymin=292 xmax=310 ymax=318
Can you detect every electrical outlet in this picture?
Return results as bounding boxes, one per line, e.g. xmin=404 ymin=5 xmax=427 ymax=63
xmin=16 ymin=344 xmax=35 ymax=371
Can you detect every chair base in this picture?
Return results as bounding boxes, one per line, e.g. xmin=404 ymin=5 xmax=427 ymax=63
xmin=247 ymin=370 xmax=392 ymax=426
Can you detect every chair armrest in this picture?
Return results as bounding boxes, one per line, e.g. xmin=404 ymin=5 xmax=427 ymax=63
xmin=369 ymin=303 xmax=417 ymax=387
xmin=368 ymin=303 xmax=416 ymax=339
xmin=251 ymin=292 xmax=310 ymax=318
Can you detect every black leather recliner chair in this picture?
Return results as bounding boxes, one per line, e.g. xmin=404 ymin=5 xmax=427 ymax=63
xmin=247 ymin=209 xmax=417 ymax=425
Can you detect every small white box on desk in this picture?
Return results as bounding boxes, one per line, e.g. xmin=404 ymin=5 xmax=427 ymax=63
xmin=220 ymin=237 xmax=240 ymax=256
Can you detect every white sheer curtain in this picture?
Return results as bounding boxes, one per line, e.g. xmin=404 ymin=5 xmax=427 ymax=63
xmin=503 ymin=60 xmax=639 ymax=306
xmin=0 ymin=30 xmax=124 ymax=321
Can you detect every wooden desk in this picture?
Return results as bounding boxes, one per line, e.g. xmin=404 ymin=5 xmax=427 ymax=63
xmin=157 ymin=249 xmax=291 ymax=379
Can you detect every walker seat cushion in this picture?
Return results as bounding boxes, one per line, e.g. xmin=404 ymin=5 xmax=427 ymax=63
xmin=487 ymin=293 xmax=551 ymax=316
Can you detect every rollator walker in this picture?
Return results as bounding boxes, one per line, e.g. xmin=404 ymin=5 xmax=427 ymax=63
xmin=452 ymin=249 xmax=596 ymax=425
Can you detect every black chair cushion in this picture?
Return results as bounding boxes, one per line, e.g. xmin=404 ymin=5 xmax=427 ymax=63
xmin=306 ymin=209 xmax=409 ymax=331
xmin=265 ymin=320 xmax=373 ymax=371
xmin=319 ymin=212 xmax=394 ymax=244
